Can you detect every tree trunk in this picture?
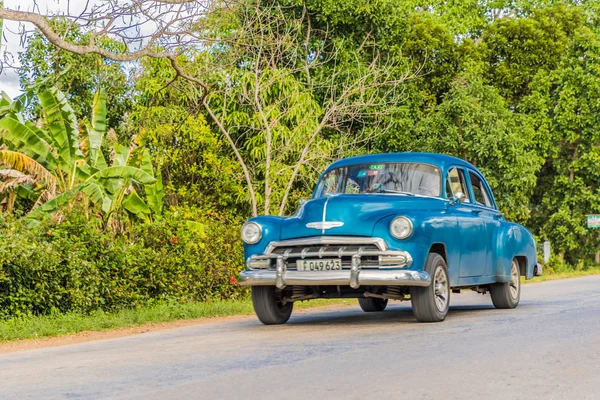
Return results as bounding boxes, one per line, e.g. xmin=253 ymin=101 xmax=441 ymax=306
xmin=569 ymin=144 xmax=578 ymax=181
xmin=7 ymin=191 xmax=15 ymax=213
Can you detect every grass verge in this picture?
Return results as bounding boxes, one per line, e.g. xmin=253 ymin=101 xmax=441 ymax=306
xmin=523 ymin=266 xmax=600 ymax=283
xmin=0 ymin=298 xmax=350 ymax=342
xmin=2 ymin=268 xmax=600 ymax=343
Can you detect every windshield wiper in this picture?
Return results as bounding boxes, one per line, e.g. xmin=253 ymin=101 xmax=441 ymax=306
xmin=382 ymin=189 xmax=415 ymax=196
xmin=366 ymin=188 xmax=415 ymax=196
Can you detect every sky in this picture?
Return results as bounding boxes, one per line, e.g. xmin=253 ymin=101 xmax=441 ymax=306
xmin=0 ymin=0 xmax=186 ymax=98
xmin=0 ymin=0 xmax=96 ymax=97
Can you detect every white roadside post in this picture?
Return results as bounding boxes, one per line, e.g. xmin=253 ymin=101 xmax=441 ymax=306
xmin=543 ymin=241 xmax=551 ymax=264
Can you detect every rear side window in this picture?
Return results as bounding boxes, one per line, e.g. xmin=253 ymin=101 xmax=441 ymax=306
xmin=446 ymin=168 xmax=470 ymax=203
xmin=469 ymin=172 xmax=493 ymax=208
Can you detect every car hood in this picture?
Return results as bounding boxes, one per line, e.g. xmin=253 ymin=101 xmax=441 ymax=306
xmin=280 ymin=194 xmax=448 ymax=239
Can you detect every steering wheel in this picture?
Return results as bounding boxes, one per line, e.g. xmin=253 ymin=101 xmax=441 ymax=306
xmin=366 ymin=183 xmax=384 ymax=193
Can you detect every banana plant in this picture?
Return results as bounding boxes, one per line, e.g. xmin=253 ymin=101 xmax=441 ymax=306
xmin=0 ymin=87 xmax=161 ymax=220
xmin=82 ymin=91 xmax=163 ymax=221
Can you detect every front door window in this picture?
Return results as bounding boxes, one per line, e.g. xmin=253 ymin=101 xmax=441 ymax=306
xmin=446 ymin=167 xmax=470 ymax=203
xmin=468 ymin=172 xmax=493 ymax=208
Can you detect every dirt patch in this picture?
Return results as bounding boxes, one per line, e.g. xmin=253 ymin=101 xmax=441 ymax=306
xmin=0 ymin=314 xmax=252 ymax=354
xmin=0 ymin=301 xmax=354 ymax=354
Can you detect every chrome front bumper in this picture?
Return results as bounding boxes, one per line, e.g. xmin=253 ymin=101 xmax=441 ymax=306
xmin=239 ymin=268 xmax=431 ymax=289
xmin=239 ymin=236 xmax=428 ymax=289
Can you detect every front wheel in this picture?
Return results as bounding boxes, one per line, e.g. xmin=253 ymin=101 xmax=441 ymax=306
xmin=358 ymin=297 xmax=388 ymax=312
xmin=251 ymin=286 xmax=293 ymax=325
xmin=490 ymin=259 xmax=521 ymax=309
xmin=410 ymin=253 xmax=450 ymax=322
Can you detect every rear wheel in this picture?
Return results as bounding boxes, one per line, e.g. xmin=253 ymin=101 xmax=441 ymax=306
xmin=490 ymin=259 xmax=521 ymax=309
xmin=251 ymin=286 xmax=293 ymax=325
xmin=358 ymin=297 xmax=388 ymax=312
xmin=410 ymin=253 xmax=450 ymax=322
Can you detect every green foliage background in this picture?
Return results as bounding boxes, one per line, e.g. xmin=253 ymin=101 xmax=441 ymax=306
xmin=0 ymin=208 xmax=244 ymax=318
xmin=3 ymin=0 xmax=600 ymax=318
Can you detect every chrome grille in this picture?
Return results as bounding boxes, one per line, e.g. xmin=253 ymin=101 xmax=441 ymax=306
xmin=246 ymin=236 xmax=411 ymax=271
xmin=270 ymin=243 xmax=381 ymax=270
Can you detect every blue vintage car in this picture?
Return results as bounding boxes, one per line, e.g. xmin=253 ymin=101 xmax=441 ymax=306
xmin=239 ymin=153 xmax=541 ymax=324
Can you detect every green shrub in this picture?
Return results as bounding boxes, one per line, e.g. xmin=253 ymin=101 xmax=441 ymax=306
xmin=0 ymin=207 xmax=245 ymax=319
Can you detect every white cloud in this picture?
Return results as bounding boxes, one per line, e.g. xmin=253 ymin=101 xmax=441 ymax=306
xmin=0 ymin=69 xmax=21 ymax=97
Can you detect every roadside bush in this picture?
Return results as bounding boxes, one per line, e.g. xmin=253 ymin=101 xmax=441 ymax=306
xmin=0 ymin=208 xmax=245 ymax=319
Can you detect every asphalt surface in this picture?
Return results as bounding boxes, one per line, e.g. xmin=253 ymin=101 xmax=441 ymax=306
xmin=2 ymin=276 xmax=600 ymax=400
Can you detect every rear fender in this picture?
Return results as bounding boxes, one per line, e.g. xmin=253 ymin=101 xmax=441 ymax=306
xmin=495 ymin=223 xmax=537 ymax=282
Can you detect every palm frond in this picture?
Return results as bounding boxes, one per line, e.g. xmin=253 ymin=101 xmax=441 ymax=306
xmin=0 ymin=169 xmax=36 ymax=193
xmin=32 ymin=189 xmax=55 ymax=209
xmin=0 ymin=150 xmax=57 ymax=194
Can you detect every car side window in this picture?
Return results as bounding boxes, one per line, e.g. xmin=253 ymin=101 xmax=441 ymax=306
xmin=446 ymin=168 xmax=470 ymax=203
xmin=469 ymin=171 xmax=492 ymax=207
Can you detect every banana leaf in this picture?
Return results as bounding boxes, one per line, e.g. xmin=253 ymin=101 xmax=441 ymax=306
xmin=33 ymin=181 xmax=104 ymax=215
xmin=39 ymin=88 xmax=82 ymax=167
xmin=112 ymin=143 xmax=132 ymax=167
xmin=0 ymin=92 xmax=12 ymax=116
xmin=87 ymin=91 xmax=107 ymax=168
xmin=123 ymin=190 xmax=152 ymax=221
xmin=146 ymin=169 xmax=163 ymax=214
xmin=139 ymin=148 xmax=163 ymax=214
xmin=92 ymin=166 xmax=156 ymax=185
xmin=0 ymin=114 xmax=59 ymax=168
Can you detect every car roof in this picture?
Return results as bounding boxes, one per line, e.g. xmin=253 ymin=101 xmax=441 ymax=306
xmin=325 ymin=152 xmax=482 ymax=175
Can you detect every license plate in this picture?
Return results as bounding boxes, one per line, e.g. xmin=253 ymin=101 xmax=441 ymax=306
xmin=296 ymin=259 xmax=342 ymax=271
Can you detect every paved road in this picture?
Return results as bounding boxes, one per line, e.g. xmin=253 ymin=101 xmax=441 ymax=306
xmin=2 ymin=276 xmax=600 ymax=400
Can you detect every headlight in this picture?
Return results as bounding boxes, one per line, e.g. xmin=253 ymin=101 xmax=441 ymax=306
xmin=242 ymin=222 xmax=262 ymax=244
xmin=390 ymin=216 xmax=413 ymax=240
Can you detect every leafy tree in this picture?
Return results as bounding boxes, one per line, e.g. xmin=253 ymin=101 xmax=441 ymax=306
xmin=199 ymin=3 xmax=409 ymax=216
xmin=479 ymin=5 xmax=584 ymax=106
xmin=297 ymin=0 xmax=468 ymax=98
xmin=18 ymin=18 xmax=131 ymax=128
xmin=384 ymin=71 xmax=542 ymax=222
xmin=6 ymin=0 xmax=600 ymax=269
xmin=129 ymin=58 xmax=245 ymax=213
xmin=524 ymin=26 xmax=600 ymax=263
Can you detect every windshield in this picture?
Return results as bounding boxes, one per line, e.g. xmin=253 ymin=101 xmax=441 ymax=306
xmin=315 ymin=162 xmax=442 ymax=198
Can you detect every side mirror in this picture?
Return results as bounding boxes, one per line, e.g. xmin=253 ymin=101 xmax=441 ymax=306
xmin=449 ymin=192 xmax=465 ymax=205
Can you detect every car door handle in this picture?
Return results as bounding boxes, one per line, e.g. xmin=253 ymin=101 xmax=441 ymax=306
xmin=471 ymin=209 xmax=483 ymax=215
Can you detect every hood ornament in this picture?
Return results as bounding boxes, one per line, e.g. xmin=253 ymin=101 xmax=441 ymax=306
xmin=306 ymin=221 xmax=344 ymax=230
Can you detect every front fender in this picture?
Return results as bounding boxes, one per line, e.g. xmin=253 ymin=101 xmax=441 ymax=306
xmin=372 ymin=214 xmax=427 ymax=271
xmin=495 ymin=222 xmax=537 ymax=282
xmin=372 ymin=211 xmax=458 ymax=285
xmin=243 ymin=216 xmax=284 ymax=260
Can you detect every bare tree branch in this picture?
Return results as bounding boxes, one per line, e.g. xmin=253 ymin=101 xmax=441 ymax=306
xmin=1 ymin=0 xmax=414 ymax=216
xmin=203 ymin=96 xmax=258 ymax=216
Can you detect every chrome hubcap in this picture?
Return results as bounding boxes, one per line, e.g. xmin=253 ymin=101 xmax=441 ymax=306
xmin=509 ymin=260 xmax=520 ymax=300
xmin=433 ymin=266 xmax=449 ymax=312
